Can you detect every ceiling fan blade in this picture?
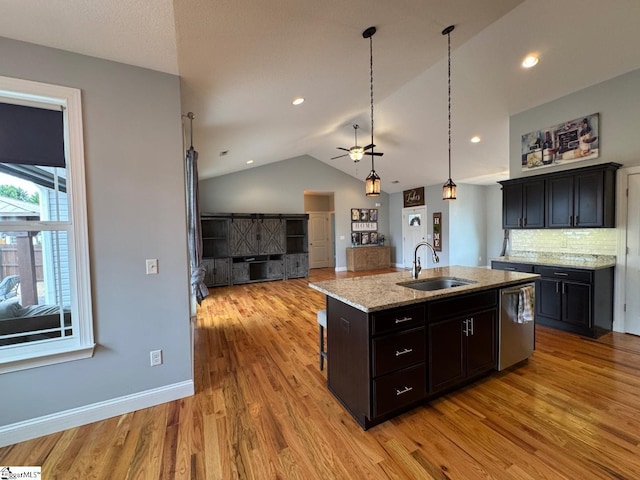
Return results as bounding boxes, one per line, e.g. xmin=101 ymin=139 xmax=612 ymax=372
xmin=337 ymin=147 xmax=350 ymax=152
xmin=363 ymin=144 xmax=375 ymax=150
xmin=331 ymin=154 xmax=348 ymax=160
xmin=365 ymin=151 xmax=384 ymax=156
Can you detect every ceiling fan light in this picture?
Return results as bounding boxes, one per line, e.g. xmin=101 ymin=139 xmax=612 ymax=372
xmin=365 ymin=169 xmax=381 ymax=196
xmin=349 ymin=147 xmax=365 ymax=161
xmin=442 ymin=178 xmax=457 ymax=200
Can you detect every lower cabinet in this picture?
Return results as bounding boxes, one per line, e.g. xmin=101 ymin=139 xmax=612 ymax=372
xmin=326 ymin=289 xmax=498 ymax=430
xmin=535 ymin=265 xmax=613 ymax=337
xmin=285 ymin=253 xmax=308 ymax=279
xmin=427 ymin=293 xmax=497 ymax=395
xmin=231 ymin=255 xmax=285 ymax=284
xmin=202 ymin=258 xmax=230 ymax=287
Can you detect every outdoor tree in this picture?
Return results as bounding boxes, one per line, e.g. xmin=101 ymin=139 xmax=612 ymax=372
xmin=0 ymin=184 xmax=39 ymax=204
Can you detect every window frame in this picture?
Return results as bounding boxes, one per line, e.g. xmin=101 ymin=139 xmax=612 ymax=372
xmin=0 ymin=75 xmax=94 ymax=373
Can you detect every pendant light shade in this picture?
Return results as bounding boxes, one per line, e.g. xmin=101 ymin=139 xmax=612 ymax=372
xmin=363 ymin=26 xmax=381 ymax=197
xmin=365 ymin=169 xmax=381 ymax=196
xmin=442 ymin=24 xmax=457 ymax=201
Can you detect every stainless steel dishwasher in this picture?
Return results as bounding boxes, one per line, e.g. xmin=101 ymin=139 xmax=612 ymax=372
xmin=498 ymin=283 xmax=535 ymax=371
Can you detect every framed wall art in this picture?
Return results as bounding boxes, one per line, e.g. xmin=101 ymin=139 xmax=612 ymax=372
xmin=521 ymin=113 xmax=599 ymax=172
xmin=351 ymin=207 xmax=379 ymax=246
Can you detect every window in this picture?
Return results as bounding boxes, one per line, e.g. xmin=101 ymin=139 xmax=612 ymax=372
xmin=0 ymin=76 xmax=94 ymax=373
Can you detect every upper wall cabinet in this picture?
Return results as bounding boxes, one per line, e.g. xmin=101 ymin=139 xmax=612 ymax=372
xmin=501 ymin=179 xmax=545 ymax=229
xmin=500 ymin=162 xmax=620 ymax=229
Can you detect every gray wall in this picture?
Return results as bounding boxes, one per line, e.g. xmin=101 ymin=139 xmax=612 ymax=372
xmin=389 ymin=183 xmax=503 ymax=269
xmin=200 ymin=155 xmax=391 ymax=269
xmin=510 ymin=68 xmax=640 ymax=177
xmin=0 ymin=37 xmax=191 ymax=427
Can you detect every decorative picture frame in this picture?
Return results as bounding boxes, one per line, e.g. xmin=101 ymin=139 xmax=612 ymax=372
xmin=433 ymin=212 xmax=442 ymax=251
xmin=350 ymin=207 xmax=379 ymax=246
xmin=521 ymin=113 xmax=599 ymax=171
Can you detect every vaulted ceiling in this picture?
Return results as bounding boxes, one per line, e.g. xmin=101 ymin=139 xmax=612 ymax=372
xmin=2 ymin=0 xmax=640 ymax=193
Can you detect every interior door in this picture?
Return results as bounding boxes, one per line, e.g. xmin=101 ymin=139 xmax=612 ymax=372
xmin=625 ymin=173 xmax=640 ymax=335
xmin=308 ymin=212 xmax=332 ymax=269
xmin=402 ymin=206 xmax=427 ymax=269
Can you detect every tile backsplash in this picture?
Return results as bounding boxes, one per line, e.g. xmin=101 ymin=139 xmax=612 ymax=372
xmin=510 ymin=229 xmax=618 ymax=256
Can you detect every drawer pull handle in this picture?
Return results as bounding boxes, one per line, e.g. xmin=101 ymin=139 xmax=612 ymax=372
xmin=395 ymin=348 xmax=413 ymax=357
xmin=553 ymin=272 xmax=569 ymax=276
xmin=395 ymin=316 xmax=413 ymax=324
xmin=396 ymin=386 xmax=413 ymax=396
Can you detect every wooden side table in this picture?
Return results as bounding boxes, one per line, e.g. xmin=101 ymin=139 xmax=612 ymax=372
xmin=346 ymin=246 xmax=391 ymax=272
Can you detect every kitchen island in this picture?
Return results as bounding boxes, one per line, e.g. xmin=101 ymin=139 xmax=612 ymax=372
xmin=309 ymin=266 xmax=538 ymax=429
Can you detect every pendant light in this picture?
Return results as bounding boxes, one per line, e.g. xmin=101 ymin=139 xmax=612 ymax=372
xmin=363 ymin=26 xmax=381 ymax=197
xmin=442 ymin=25 xmax=457 ymax=200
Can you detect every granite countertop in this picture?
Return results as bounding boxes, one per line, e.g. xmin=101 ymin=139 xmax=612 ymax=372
xmin=308 ymin=266 xmax=538 ymax=313
xmin=493 ymin=255 xmax=616 ymax=270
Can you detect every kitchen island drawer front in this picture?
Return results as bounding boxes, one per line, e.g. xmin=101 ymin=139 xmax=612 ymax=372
xmin=371 ymin=305 xmax=425 ymax=335
xmin=427 ymin=290 xmax=497 ymax=321
xmin=491 ymin=261 xmax=534 ymax=273
xmin=372 ymin=327 xmax=426 ymax=377
xmin=373 ymin=364 xmax=426 ymax=417
xmin=535 ymin=266 xmax=592 ymax=283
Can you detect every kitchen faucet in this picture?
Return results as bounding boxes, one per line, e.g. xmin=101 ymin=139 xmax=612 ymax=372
xmin=411 ymin=241 xmax=440 ymax=279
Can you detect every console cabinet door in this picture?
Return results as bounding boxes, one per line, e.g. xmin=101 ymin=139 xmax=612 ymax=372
xmin=229 ymin=219 xmax=259 ymax=256
xmin=260 ymin=219 xmax=285 ymax=254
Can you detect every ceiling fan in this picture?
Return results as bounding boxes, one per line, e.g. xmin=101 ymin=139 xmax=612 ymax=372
xmin=331 ymin=124 xmax=384 ymax=162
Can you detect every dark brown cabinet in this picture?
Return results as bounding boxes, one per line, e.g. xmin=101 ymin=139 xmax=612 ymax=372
xmin=501 ymin=179 xmax=545 ymax=229
xmin=490 ymin=261 xmax=534 ymax=273
xmin=546 ymin=166 xmax=618 ymax=228
xmin=326 ymin=289 xmax=498 ymax=429
xmin=534 ymin=265 xmax=614 ymax=337
xmin=500 ymin=162 xmax=620 ymax=229
xmin=427 ymin=291 xmax=497 ymax=395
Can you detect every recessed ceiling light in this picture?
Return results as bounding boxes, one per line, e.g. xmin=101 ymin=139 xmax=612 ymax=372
xmin=470 ymin=136 xmax=481 ymax=143
xmin=246 ymin=160 xmax=254 ymax=164
xmin=522 ymin=55 xmax=539 ymax=68
xmin=292 ymin=97 xmax=305 ymax=106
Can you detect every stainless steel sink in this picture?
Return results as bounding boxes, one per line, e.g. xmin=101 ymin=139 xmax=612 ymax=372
xmin=398 ymin=277 xmax=476 ymax=292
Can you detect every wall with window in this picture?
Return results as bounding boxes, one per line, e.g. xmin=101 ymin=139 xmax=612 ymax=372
xmin=0 ymin=37 xmax=191 ymax=441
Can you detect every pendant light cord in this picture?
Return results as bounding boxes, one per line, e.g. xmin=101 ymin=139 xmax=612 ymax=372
xmin=369 ymin=32 xmax=375 ymax=170
xmin=447 ymin=29 xmax=452 ymax=180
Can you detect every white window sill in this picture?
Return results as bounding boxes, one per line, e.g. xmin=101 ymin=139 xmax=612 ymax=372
xmin=0 ymin=343 xmax=95 ymax=374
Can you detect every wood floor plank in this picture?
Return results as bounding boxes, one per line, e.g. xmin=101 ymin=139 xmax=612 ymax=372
xmin=2 ymin=267 xmax=640 ymax=479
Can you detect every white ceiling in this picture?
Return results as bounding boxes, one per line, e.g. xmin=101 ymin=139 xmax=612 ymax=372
xmin=2 ymin=0 xmax=640 ymax=193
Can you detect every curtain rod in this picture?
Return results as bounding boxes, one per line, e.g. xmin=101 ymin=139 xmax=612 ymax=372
xmin=182 ymin=112 xmax=195 ymax=149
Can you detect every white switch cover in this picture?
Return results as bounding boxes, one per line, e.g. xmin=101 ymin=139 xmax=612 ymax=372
xmin=146 ymin=258 xmax=158 ymax=275
xmin=339 ymin=235 xmax=345 ymax=240
xmin=150 ymin=349 xmax=162 ymax=366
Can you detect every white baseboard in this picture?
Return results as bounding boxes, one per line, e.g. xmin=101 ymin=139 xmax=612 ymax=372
xmin=334 ymin=266 xmax=347 ymax=272
xmin=0 ymin=380 xmax=194 ymax=448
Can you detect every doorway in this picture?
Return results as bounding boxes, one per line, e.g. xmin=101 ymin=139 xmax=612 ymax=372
xmin=622 ymin=170 xmax=640 ymax=334
xmin=308 ymin=212 xmax=333 ymax=268
xmin=402 ymin=206 xmax=427 ymax=269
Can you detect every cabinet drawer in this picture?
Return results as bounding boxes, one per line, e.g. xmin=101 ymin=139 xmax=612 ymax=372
xmin=427 ymin=290 xmax=497 ymax=321
xmin=371 ymin=305 xmax=425 ymax=335
xmin=372 ymin=327 xmax=425 ymax=377
xmin=534 ymin=266 xmax=592 ymax=283
xmin=491 ymin=261 xmax=534 ymax=273
xmin=373 ymin=363 xmax=426 ymax=417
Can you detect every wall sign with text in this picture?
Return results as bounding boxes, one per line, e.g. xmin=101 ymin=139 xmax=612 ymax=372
xmin=351 ymin=208 xmax=378 ymax=246
xmin=433 ymin=212 xmax=442 ymax=251
xmin=403 ymin=187 xmax=425 ymax=207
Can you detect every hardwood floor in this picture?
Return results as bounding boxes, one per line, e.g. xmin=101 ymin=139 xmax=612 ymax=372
xmin=2 ymin=267 xmax=640 ymax=479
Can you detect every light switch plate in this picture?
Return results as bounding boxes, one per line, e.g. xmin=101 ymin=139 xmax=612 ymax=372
xmin=146 ymin=258 xmax=158 ymax=275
